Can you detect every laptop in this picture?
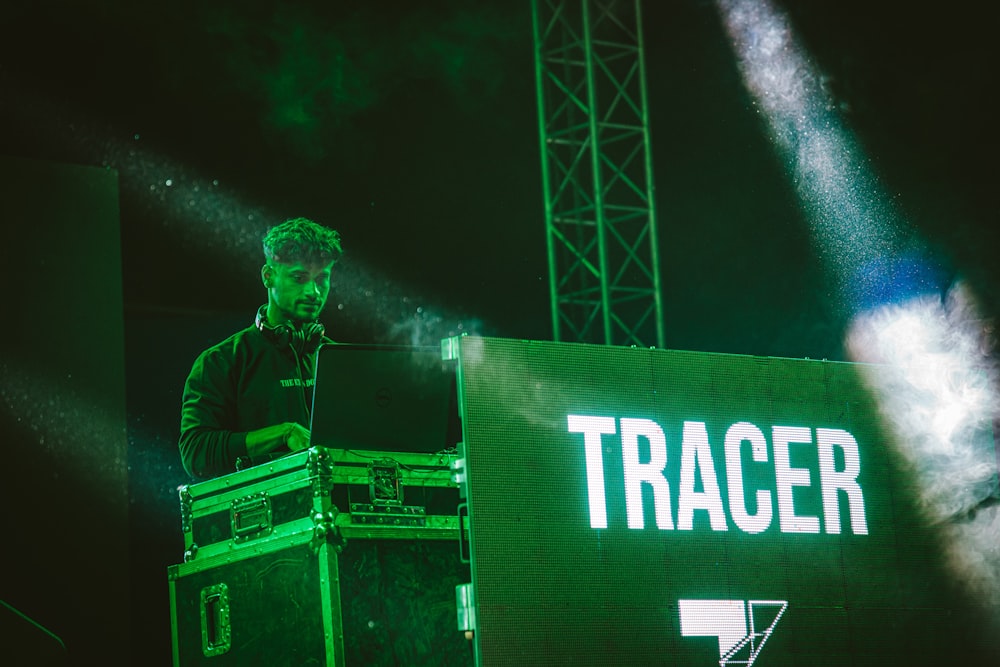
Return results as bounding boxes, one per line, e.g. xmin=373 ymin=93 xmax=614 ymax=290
xmin=308 ymin=343 xmax=459 ymax=454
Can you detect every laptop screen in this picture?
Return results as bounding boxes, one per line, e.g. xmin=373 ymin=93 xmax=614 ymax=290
xmin=308 ymin=343 xmax=459 ymax=454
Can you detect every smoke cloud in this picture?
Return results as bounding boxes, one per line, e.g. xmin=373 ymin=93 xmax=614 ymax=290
xmin=847 ymin=282 xmax=1000 ymax=614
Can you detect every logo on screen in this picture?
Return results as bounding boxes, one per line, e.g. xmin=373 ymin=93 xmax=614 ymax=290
xmin=679 ymin=599 xmax=788 ymax=666
xmin=568 ymin=415 xmax=869 ymax=536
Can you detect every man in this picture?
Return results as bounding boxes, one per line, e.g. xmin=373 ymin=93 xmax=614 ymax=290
xmin=179 ymin=217 xmax=343 ymax=479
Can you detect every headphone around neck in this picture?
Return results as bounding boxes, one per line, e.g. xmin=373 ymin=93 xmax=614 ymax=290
xmin=255 ymin=305 xmax=325 ymax=354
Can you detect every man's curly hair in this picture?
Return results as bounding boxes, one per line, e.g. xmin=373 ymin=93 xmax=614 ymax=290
xmin=262 ymin=217 xmax=343 ymax=265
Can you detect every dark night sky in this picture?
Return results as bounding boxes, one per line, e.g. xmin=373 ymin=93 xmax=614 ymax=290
xmin=1 ymin=0 xmax=995 ymax=354
xmin=0 ymin=1 xmax=997 ymax=662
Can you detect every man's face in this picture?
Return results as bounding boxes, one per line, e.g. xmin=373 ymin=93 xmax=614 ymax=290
xmin=263 ymin=260 xmax=334 ymax=324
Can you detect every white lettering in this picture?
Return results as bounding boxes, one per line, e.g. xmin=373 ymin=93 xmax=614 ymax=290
xmin=568 ymin=415 xmax=617 ymax=529
xmin=773 ymin=426 xmax=820 ymax=534
xmin=817 ymin=428 xmax=868 ymax=535
xmin=677 ymin=421 xmax=728 ymax=531
xmin=568 ymin=415 xmax=868 ymax=537
xmin=724 ymin=422 xmax=773 ymax=534
xmin=621 ymin=418 xmax=674 ymax=530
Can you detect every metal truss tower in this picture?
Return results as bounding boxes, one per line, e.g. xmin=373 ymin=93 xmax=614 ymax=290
xmin=532 ymin=0 xmax=664 ymax=348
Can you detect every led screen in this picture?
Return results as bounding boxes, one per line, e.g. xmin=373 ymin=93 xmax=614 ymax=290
xmin=452 ymin=337 xmax=997 ymax=665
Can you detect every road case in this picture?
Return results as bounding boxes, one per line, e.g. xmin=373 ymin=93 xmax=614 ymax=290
xmin=168 ymin=446 xmax=470 ymax=666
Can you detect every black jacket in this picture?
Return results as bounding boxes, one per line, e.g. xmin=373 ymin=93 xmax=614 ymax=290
xmin=179 ymin=323 xmax=324 ymax=479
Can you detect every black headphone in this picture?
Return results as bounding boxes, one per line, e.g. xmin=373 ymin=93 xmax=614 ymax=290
xmin=255 ymin=305 xmax=325 ymax=354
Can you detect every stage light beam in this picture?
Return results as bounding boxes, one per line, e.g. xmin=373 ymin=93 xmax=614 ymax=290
xmin=715 ymin=0 xmax=902 ymax=314
xmin=714 ymin=0 xmax=1000 ymax=623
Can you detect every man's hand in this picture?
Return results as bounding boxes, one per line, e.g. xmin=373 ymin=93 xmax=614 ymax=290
xmin=245 ymin=422 xmax=311 ymax=458
xmin=284 ymin=422 xmax=311 ymax=452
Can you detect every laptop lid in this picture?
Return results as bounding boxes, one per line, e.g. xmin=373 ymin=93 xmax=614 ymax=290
xmin=308 ymin=343 xmax=459 ymax=454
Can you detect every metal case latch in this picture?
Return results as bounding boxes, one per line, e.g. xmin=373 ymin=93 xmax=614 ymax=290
xmin=368 ymin=458 xmax=403 ymax=506
xmin=230 ymin=492 xmax=273 ymax=543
